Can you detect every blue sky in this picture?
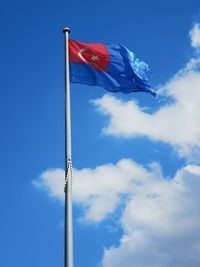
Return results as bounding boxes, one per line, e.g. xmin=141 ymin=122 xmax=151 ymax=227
xmin=1 ymin=0 xmax=200 ymax=267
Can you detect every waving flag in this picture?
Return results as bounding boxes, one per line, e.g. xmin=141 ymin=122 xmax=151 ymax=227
xmin=69 ymin=39 xmax=155 ymax=96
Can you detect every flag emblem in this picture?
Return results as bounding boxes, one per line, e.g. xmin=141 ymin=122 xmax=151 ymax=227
xmin=69 ymin=40 xmax=109 ymax=71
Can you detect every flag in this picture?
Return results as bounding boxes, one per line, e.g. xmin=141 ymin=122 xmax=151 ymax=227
xmin=69 ymin=39 xmax=156 ymax=96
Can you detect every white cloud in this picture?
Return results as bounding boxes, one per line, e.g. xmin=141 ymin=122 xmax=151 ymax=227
xmin=33 ymin=168 xmax=64 ymax=201
xmin=33 ymin=159 xmax=155 ymax=222
xmin=34 ymin=160 xmax=200 ymax=267
xmin=190 ymin=23 xmax=200 ymax=49
xmin=92 ymin=59 xmax=200 ymax=161
xmin=90 ymin=23 xmax=200 ymax=162
xmin=102 ymin=164 xmax=200 ymax=267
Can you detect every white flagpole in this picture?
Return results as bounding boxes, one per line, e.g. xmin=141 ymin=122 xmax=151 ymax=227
xmin=63 ymin=27 xmax=73 ymax=267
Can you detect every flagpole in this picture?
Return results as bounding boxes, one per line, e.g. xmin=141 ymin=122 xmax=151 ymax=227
xmin=63 ymin=27 xmax=73 ymax=267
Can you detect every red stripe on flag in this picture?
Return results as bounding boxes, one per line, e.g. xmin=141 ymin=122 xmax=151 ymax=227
xmin=69 ymin=39 xmax=110 ymax=71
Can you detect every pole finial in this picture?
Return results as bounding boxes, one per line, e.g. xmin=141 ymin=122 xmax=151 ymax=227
xmin=63 ymin=27 xmax=70 ymax=34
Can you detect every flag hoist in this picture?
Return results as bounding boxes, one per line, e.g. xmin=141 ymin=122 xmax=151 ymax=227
xmin=63 ymin=27 xmax=73 ymax=267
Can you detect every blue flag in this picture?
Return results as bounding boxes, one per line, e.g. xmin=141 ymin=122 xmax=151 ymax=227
xmin=69 ymin=39 xmax=156 ymax=96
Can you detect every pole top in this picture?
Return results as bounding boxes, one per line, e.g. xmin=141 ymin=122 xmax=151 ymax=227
xmin=63 ymin=27 xmax=70 ymax=34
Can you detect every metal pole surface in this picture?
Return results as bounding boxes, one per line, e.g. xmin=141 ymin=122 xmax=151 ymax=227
xmin=63 ymin=27 xmax=73 ymax=267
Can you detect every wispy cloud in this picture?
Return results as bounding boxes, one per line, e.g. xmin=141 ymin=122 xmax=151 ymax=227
xmin=189 ymin=22 xmax=200 ymax=50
